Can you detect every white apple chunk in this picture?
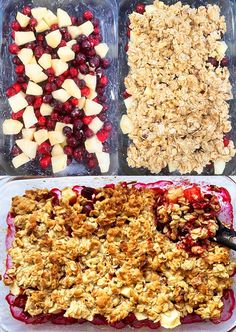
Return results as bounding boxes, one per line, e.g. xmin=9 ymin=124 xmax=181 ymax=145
xmin=120 ymin=115 xmax=133 ymax=134
xmin=57 ymin=46 xmax=75 ymax=62
xmin=52 ymin=154 xmax=67 ymax=173
xmin=26 ymin=81 xmax=43 ymax=96
xmin=85 ymin=136 xmax=103 ymax=153
xmin=51 ymin=59 xmax=68 ymax=76
xmin=18 ymin=48 xmax=33 ymax=65
xmin=30 ymin=56 xmax=37 ymax=64
xmin=55 ymin=122 xmax=73 ymax=132
xmin=12 ymin=153 xmax=30 ymax=168
xmin=38 ymin=53 xmax=52 ymax=70
xmin=16 ymin=12 xmax=30 ymax=28
xmin=84 ymin=99 xmax=103 ymax=116
xmin=57 ymin=8 xmax=72 ymax=27
xmin=35 ymin=20 xmax=49 ymax=33
xmin=25 ymin=64 xmax=48 ymax=83
xmin=96 ymin=152 xmax=110 ymax=173
xmin=62 ymin=79 xmax=81 ymax=99
xmin=2 ymin=119 xmax=23 ymax=135
xmin=84 ymin=75 xmax=97 ymax=90
xmin=40 ymin=103 xmax=53 ymax=116
xmin=124 ymin=96 xmax=133 ymax=109
xmin=8 ymin=92 xmax=28 ymax=113
xmin=34 ymin=129 xmax=49 ymax=144
xmin=67 ymin=39 xmax=77 ymax=48
xmin=67 ymin=26 xmax=81 ymax=39
xmin=23 ymin=106 xmax=38 ymax=128
xmin=214 ymin=159 xmax=226 ymax=174
xmin=87 ymin=90 xmax=97 ymax=100
xmin=48 ymin=131 xmax=66 ymax=145
xmin=78 ymin=97 xmax=86 ymax=110
xmin=78 ymin=72 xmax=85 ymax=80
xmin=44 ymin=9 xmax=58 ymax=26
xmin=78 ymin=21 xmax=94 ymax=36
xmin=52 ymin=89 xmax=70 ymax=103
xmin=16 ymin=139 xmax=38 ymax=159
xmin=95 ymin=43 xmax=109 ymax=58
xmin=15 ymin=31 xmax=36 ymax=46
xmin=22 ymin=128 xmax=36 ymax=140
xmin=45 ymin=29 xmax=62 ymax=48
xmin=31 ymin=7 xmax=47 ymax=21
xmin=51 ymin=144 xmax=64 ymax=156
xmin=88 ymin=117 xmax=103 ymax=134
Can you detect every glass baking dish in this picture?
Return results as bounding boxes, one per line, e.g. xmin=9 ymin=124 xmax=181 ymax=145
xmin=0 ymin=0 xmax=118 ymax=176
xmin=0 ymin=175 xmax=235 ymax=332
xmin=118 ymin=0 xmax=236 ymax=176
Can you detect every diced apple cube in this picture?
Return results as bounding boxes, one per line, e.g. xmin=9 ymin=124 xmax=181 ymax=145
xmin=57 ymin=46 xmax=75 ymax=62
xmin=23 ymin=106 xmax=38 ymax=128
xmin=134 ymin=313 xmax=148 ymax=321
xmin=25 ymin=64 xmax=47 ymax=83
xmin=84 ymin=99 xmax=103 ymax=116
xmin=26 ymin=81 xmax=43 ymax=96
xmin=52 ymin=154 xmax=67 ymax=173
xmin=55 ymin=122 xmax=73 ymax=132
xmin=12 ymin=153 xmax=30 ymax=168
xmin=78 ymin=97 xmax=86 ymax=110
xmin=84 ymin=75 xmax=97 ymax=90
xmin=62 ymin=79 xmax=81 ymax=99
xmin=16 ymin=12 xmax=30 ymax=28
xmin=30 ymin=56 xmax=37 ymax=64
xmin=2 ymin=119 xmax=23 ymax=135
xmin=34 ymin=129 xmax=49 ymax=144
xmin=45 ymin=29 xmax=62 ymax=48
xmin=15 ymin=31 xmax=36 ymax=46
xmin=78 ymin=21 xmax=94 ymax=36
xmin=95 ymin=43 xmax=109 ymax=58
xmin=85 ymin=136 xmax=103 ymax=153
xmin=78 ymin=72 xmax=85 ymax=80
xmin=18 ymin=48 xmax=33 ymax=65
xmin=38 ymin=53 xmax=52 ymax=70
xmin=96 ymin=152 xmax=110 ymax=173
xmin=145 ymin=5 xmax=157 ymax=13
xmin=217 ymin=41 xmax=228 ymax=58
xmin=16 ymin=138 xmax=38 ymax=159
xmin=52 ymin=89 xmax=70 ymax=103
xmin=8 ymin=92 xmax=28 ymax=113
xmin=67 ymin=26 xmax=81 ymax=39
xmin=35 ymin=19 xmax=49 ymax=33
xmin=51 ymin=59 xmax=68 ymax=76
xmin=44 ymin=9 xmax=58 ymax=26
xmin=48 ymin=131 xmax=66 ymax=145
xmin=57 ymin=8 xmax=72 ymax=27
xmin=214 ymin=159 xmax=226 ymax=174
xmin=88 ymin=117 xmax=103 ymax=134
xmin=22 ymin=128 xmax=36 ymax=140
xmin=31 ymin=7 xmax=47 ymax=21
xmin=67 ymin=39 xmax=77 ymax=48
xmin=87 ymin=90 xmax=97 ymax=100
xmin=124 ymin=96 xmax=133 ymax=109
xmin=40 ymin=103 xmax=53 ymax=116
xmin=51 ymin=144 xmax=64 ymax=156
xmin=120 ymin=115 xmax=133 ymax=134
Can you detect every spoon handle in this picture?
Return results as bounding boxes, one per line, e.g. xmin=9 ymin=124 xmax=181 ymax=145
xmin=215 ymin=236 xmax=236 ymax=251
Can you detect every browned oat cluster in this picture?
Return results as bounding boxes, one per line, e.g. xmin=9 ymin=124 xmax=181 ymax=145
xmin=4 ymin=184 xmax=235 ymax=329
xmin=122 ymin=0 xmax=235 ymax=174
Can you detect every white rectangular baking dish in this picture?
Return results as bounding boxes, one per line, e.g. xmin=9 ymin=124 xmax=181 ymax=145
xmin=0 ymin=176 xmax=235 ymax=332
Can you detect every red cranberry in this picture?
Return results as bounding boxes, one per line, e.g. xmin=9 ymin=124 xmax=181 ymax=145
xmin=72 ymin=44 xmax=80 ymax=53
xmin=35 ymin=109 xmax=41 ymax=118
xmin=34 ymin=96 xmax=43 ymax=109
xmin=63 ymin=126 xmax=73 ymax=137
xmin=82 ymin=202 xmax=94 ymax=215
xmin=29 ymin=18 xmax=38 ymax=28
xmin=45 ymin=82 xmax=57 ymax=93
xmin=55 ymin=77 xmax=64 ymax=87
xmin=58 ymin=40 xmax=67 ymax=47
xmin=67 ymin=156 xmax=73 ymax=165
xmin=11 ymin=21 xmax=21 ymax=31
xmin=221 ymin=56 xmax=229 ymax=67
xmin=81 ymin=40 xmax=92 ymax=50
xmin=78 ymin=79 xmax=86 ymax=89
xmin=11 ymin=145 xmax=21 ymax=156
xmin=69 ymin=67 xmax=78 ymax=77
xmin=73 ymin=118 xmax=83 ymax=130
xmin=64 ymin=145 xmax=73 ymax=156
xmin=43 ymin=94 xmax=52 ymax=103
xmin=127 ymin=28 xmax=131 ymax=38
xmin=102 ymin=142 xmax=110 ymax=153
xmin=101 ymin=58 xmax=110 ymax=69
xmin=6 ymin=87 xmax=16 ymax=97
xmin=87 ymin=155 xmax=98 ymax=169
xmin=26 ymin=95 xmax=35 ymax=105
xmin=22 ymin=83 xmax=28 ymax=92
xmin=123 ymin=90 xmax=131 ymax=98
xmin=135 ymin=3 xmax=146 ymax=14
xmin=46 ymin=119 xmax=56 ymax=130
xmin=17 ymin=75 xmax=26 ymax=83
xmin=34 ymin=46 xmax=44 ymax=58
xmin=45 ymin=46 xmax=53 ymax=53
xmin=71 ymin=108 xmax=83 ymax=118
xmin=87 ymin=49 xmax=96 ymax=57
xmin=9 ymin=43 xmax=20 ymax=54
xmin=73 ymin=147 xmax=84 ymax=162
xmin=63 ymin=69 xmax=70 ymax=77
xmin=12 ymin=56 xmax=21 ymax=65
xmin=208 ymin=57 xmax=219 ymax=67
xmin=38 ymin=116 xmax=46 ymax=126
xmin=76 ymin=53 xmax=86 ymax=64
xmin=37 ymin=33 xmax=44 ymax=42
xmin=64 ymin=32 xmax=71 ymax=42
xmin=39 ymin=156 xmax=51 ymax=169
xmin=125 ymin=43 xmax=129 ymax=52
xmin=96 ymin=68 xmax=105 ymax=77
xmin=45 ymin=68 xmax=55 ymax=77
xmin=26 ymin=42 xmax=36 ymax=50
xmin=63 ymin=115 xmax=72 ymax=124
xmin=70 ymin=16 xmax=77 ymax=25
xmin=81 ymin=86 xmax=90 ymax=97
xmin=71 ymin=98 xmax=79 ymax=106
xmin=84 ymin=127 xmax=94 ymax=138
xmin=93 ymin=27 xmax=100 ymax=35
xmin=12 ymin=83 xmax=21 ymax=93
xmin=11 ymin=109 xmax=24 ymax=120
xmin=83 ymin=116 xmax=93 ymax=125
xmin=63 ymin=101 xmax=72 ymax=112
xmin=75 ymin=130 xmax=85 ymax=142
xmin=97 ymin=129 xmax=110 ymax=142
xmin=51 ymin=24 xmax=59 ymax=31
xmin=223 ymin=136 xmax=230 ymax=147
xmin=83 ymin=10 xmax=93 ymax=21
xmin=99 ymin=76 xmax=108 ymax=86
xmin=103 ymin=121 xmax=112 ymax=132
xmin=48 ymin=76 xmax=55 ymax=83
xmin=77 ymin=34 xmax=87 ymax=44
xmin=22 ymin=6 xmax=31 ymax=16
xmin=38 ymin=142 xmax=51 ymax=155
xmin=79 ymin=64 xmax=89 ymax=75
xmin=67 ymin=137 xmax=78 ymax=147
xmin=11 ymin=31 xmax=15 ymax=39
xmin=92 ymin=18 xmax=100 ymax=27
xmin=89 ymin=56 xmax=100 ymax=68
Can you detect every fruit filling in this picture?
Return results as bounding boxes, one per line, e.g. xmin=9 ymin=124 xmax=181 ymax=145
xmin=120 ymin=1 xmax=235 ymax=174
xmin=3 ymin=6 xmax=111 ymax=174
xmin=4 ymin=181 xmax=235 ymax=329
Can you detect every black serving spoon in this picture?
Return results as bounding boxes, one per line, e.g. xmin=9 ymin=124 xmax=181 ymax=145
xmin=214 ymin=217 xmax=236 ymax=251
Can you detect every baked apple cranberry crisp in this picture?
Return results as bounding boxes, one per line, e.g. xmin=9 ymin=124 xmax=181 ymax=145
xmin=4 ymin=181 xmax=236 ymax=328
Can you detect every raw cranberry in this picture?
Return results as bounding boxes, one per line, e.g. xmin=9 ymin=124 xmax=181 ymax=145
xmin=84 ymin=128 xmax=94 ymax=138
xmin=69 ymin=67 xmax=78 ymax=77
xmin=96 ymin=68 xmax=104 ymax=77
xmin=26 ymin=42 xmax=36 ymax=50
xmin=102 ymin=142 xmax=110 ymax=153
xmin=6 ymin=87 xmax=16 ymax=97
xmin=29 ymin=18 xmax=38 ymax=28
xmin=51 ymin=112 xmax=59 ymax=121
xmin=73 ymin=147 xmax=85 ymax=162
xmin=87 ymin=156 xmax=98 ymax=169
xmin=58 ymin=40 xmax=67 ymax=47
xmin=17 ymin=75 xmax=27 ymax=83
xmin=83 ymin=116 xmax=93 ymax=125
xmin=11 ymin=145 xmax=21 ymax=156
xmin=82 ymin=202 xmax=94 ymax=215
xmin=71 ymin=108 xmax=83 ymax=118
xmin=11 ymin=109 xmax=24 ymax=120
xmin=135 ymin=3 xmax=146 ymax=14
xmin=99 ymin=76 xmax=108 ymax=86
xmin=78 ymin=79 xmax=86 ymax=89
xmin=103 ymin=104 xmax=109 ymax=112
xmin=71 ymin=98 xmax=79 ymax=106
xmin=67 ymin=137 xmax=78 ymax=147
xmin=103 ymin=121 xmax=112 ymax=132
xmin=12 ymin=83 xmax=21 ymax=93
xmin=63 ymin=126 xmax=73 ymax=137
xmin=37 ymin=33 xmax=44 ymax=42
xmin=34 ymin=96 xmax=43 ymax=109
xmin=83 ymin=10 xmax=93 ymax=21
xmin=48 ymin=76 xmax=55 ymax=83
xmin=38 ymin=116 xmax=46 ymax=126
xmin=67 ymin=156 xmax=73 ymax=165
xmin=8 ymin=43 xmax=19 ymax=54
xmin=127 ymin=28 xmax=131 ymax=38
xmin=34 ymin=46 xmax=44 ymax=58
xmin=21 ymin=83 xmax=28 ymax=92
xmin=73 ymin=118 xmax=83 ymax=130
xmin=11 ymin=21 xmax=21 ymax=31
xmin=39 ymin=156 xmax=51 ymax=169
xmin=223 ymin=136 xmax=230 ymax=147
xmin=70 ymin=16 xmax=77 ymax=25
xmin=35 ymin=109 xmax=41 ymax=118
xmin=63 ymin=101 xmax=72 ymax=112
xmin=26 ymin=95 xmax=35 ymax=105
xmin=81 ymin=86 xmax=90 ymax=97
xmin=51 ymin=24 xmax=59 ymax=31
xmin=77 ymin=34 xmax=87 ymax=44
xmin=45 ymin=82 xmax=57 ymax=93
xmin=208 ymin=57 xmax=219 ymax=67
xmin=97 ymin=129 xmax=110 ymax=142
xmin=64 ymin=32 xmax=71 ymax=42
xmin=221 ymin=56 xmax=229 ymax=67
xmin=125 ymin=43 xmax=129 ymax=52
xmin=75 ymin=130 xmax=85 ymax=141
xmin=87 ymin=49 xmax=96 ymax=57
xmin=81 ymin=40 xmax=92 ymax=50
xmin=92 ymin=18 xmax=100 ymax=27
xmin=89 ymin=56 xmax=100 ymax=68
xmin=46 ymin=119 xmax=56 ymax=130
xmin=38 ymin=142 xmax=51 ymax=155
xmin=72 ymin=44 xmax=80 ymax=53
xmin=45 ymin=68 xmax=55 ymax=76
xmin=11 ymin=31 xmax=15 ymax=39
xmin=45 ymin=46 xmax=53 ymax=54
xmin=76 ymin=53 xmax=86 ymax=64
xmin=43 ymin=95 xmax=53 ymax=104
xmin=64 ymin=145 xmax=73 ymax=156
xmin=63 ymin=116 xmax=72 ymax=124
xmin=63 ymin=70 xmax=70 ymax=77
xmin=12 ymin=56 xmax=21 ymax=65
xmin=22 ymin=6 xmax=31 ymax=15
xmin=123 ymin=90 xmax=131 ymax=98
xmin=55 ymin=77 xmax=64 ymax=87
xmin=93 ymin=27 xmax=100 ymax=35
xmin=101 ymin=58 xmax=110 ymax=69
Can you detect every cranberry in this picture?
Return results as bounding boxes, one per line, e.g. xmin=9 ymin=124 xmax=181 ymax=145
xmin=6 ymin=87 xmax=16 ymax=97
xmin=17 ymin=75 xmax=26 ymax=83
xmin=70 ymin=16 xmax=77 ymax=25
xmin=71 ymin=108 xmax=83 ymax=118
xmin=83 ymin=10 xmax=93 ymax=21
xmin=92 ymin=38 xmax=100 ymax=46
xmin=63 ymin=115 xmax=72 ymax=124
xmin=8 ymin=43 xmax=19 ymax=54
xmin=87 ymin=49 xmax=96 ymax=57
xmin=64 ymin=32 xmax=71 ymax=42
xmin=47 ymin=119 xmax=56 ymax=130
xmin=89 ymin=56 xmax=100 ymax=68
xmin=26 ymin=95 xmax=35 ymax=105
xmin=73 ymin=118 xmax=83 ymax=130
xmin=45 ymin=46 xmax=53 ymax=54
xmin=84 ymin=127 xmax=94 ymax=138
xmin=11 ymin=109 xmax=24 ymax=120
xmin=64 ymin=145 xmax=73 ymax=156
xmin=51 ymin=112 xmax=59 ymax=121
xmin=125 ymin=43 xmax=129 ymax=52
xmin=93 ymin=27 xmax=100 ymax=35
xmin=223 ymin=136 xmax=230 ymax=147
xmin=78 ymin=79 xmax=86 ymax=89
xmin=12 ymin=83 xmax=21 ymax=93
xmin=99 ymin=76 xmax=108 ymax=86
xmin=51 ymin=24 xmax=59 ymax=31
xmin=44 ymin=82 xmax=56 ymax=93
xmin=75 ymin=130 xmax=85 ymax=142
xmin=96 ymin=68 xmax=104 ymax=77
xmin=26 ymin=42 xmax=36 ymax=50
xmin=38 ymin=116 xmax=46 ymax=126
xmin=87 ymin=155 xmax=98 ymax=169
xmin=77 ymin=34 xmax=87 ymax=44
xmin=97 ymin=129 xmax=110 ymax=142
xmin=67 ymin=156 xmax=73 ymax=166
xmin=43 ymin=94 xmax=53 ymax=104
xmin=102 ymin=142 xmax=110 ymax=153
xmin=221 ymin=56 xmax=229 ymax=67
xmin=11 ymin=31 xmax=15 ymax=39
xmin=33 ymin=96 xmax=43 ymax=109
xmin=101 ymin=58 xmax=110 ymax=69
xmin=83 ymin=116 xmax=93 ymax=125
xmin=55 ymin=77 xmax=64 ymax=87
xmin=82 ymin=202 xmax=94 ymax=215
xmin=76 ymin=53 xmax=86 ymax=64
xmin=35 ymin=109 xmax=41 ymax=118
xmin=208 ymin=57 xmax=219 ymax=67
xmin=103 ymin=121 xmax=112 ymax=132
xmin=11 ymin=145 xmax=21 ymax=156
xmin=67 ymin=137 xmax=78 ymax=147
xmin=63 ymin=101 xmax=72 ymax=112
xmin=73 ymin=147 xmax=84 ymax=162
xmin=12 ymin=56 xmax=21 ymax=65
xmin=92 ymin=18 xmax=100 ymax=27
xmin=71 ymin=98 xmax=79 ymax=106
xmin=37 ymin=33 xmax=44 ymax=42
xmin=39 ymin=156 xmax=51 ymax=169
xmin=69 ymin=67 xmax=78 ymax=77
xmin=135 ymin=3 xmax=146 ymax=14
xmin=58 ymin=40 xmax=67 ymax=47
xmin=79 ymin=64 xmax=89 ymax=75
xmin=38 ymin=142 xmax=51 ymax=155
xmin=72 ymin=44 xmax=80 ymax=53
xmin=34 ymin=46 xmax=44 ymax=58
xmin=81 ymin=40 xmax=92 ymax=50
xmin=11 ymin=21 xmax=21 ymax=31
xmin=29 ymin=18 xmax=38 ymax=28
xmin=22 ymin=6 xmax=31 ymax=15
xmin=63 ymin=126 xmax=73 ymax=137
xmin=127 ymin=28 xmax=131 ymax=38
xmin=123 ymin=90 xmax=131 ymax=99
xmin=62 ymin=70 xmax=70 ymax=78
xmin=81 ymin=86 xmax=90 ymax=97
xmin=21 ymin=83 xmax=28 ymax=92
